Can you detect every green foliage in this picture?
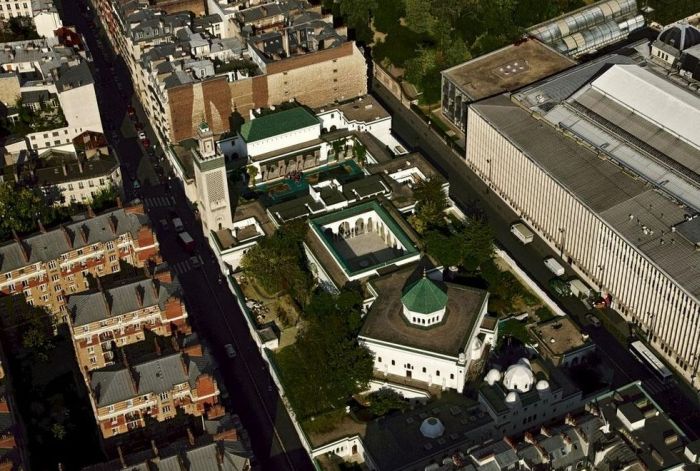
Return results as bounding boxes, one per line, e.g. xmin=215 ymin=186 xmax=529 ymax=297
xmin=411 ymin=178 xmax=448 ymax=233
xmin=0 ymin=16 xmax=40 ymax=42
xmin=535 ymin=306 xmax=556 ymax=322
xmin=424 ymin=218 xmax=494 ymax=270
xmin=367 ymin=388 xmax=407 ymax=416
xmin=51 ymin=423 xmax=67 ymax=441
xmin=0 ymin=182 xmax=54 ymax=240
xmin=20 ymin=308 xmax=55 ymax=362
xmin=246 ymin=165 xmax=258 ymax=186
xmin=338 ymin=0 xmax=378 ymax=43
xmin=275 ymin=289 xmax=373 ymax=419
xmin=404 ymin=0 xmax=438 ymax=34
xmin=240 ymin=222 xmax=311 ymax=305
xmin=90 ymin=186 xmax=119 ymax=212
xmin=424 ymin=231 xmax=461 ymax=267
xmin=352 ymin=141 xmax=367 ymax=166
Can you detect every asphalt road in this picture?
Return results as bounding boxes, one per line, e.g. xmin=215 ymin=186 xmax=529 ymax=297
xmin=371 ymin=80 xmax=700 ymax=439
xmin=60 ymin=2 xmax=314 ymax=469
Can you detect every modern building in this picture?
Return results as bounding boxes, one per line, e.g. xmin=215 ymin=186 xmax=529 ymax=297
xmin=67 ymin=269 xmax=189 ymax=371
xmin=440 ymin=38 xmax=574 ymax=132
xmin=528 ymin=316 xmax=596 ymax=367
xmin=527 ymin=0 xmax=644 ymax=58
xmin=359 ymin=264 xmax=492 ymax=393
xmin=87 ymin=345 xmax=220 ymax=438
xmin=0 ymin=205 xmax=159 ymax=322
xmin=466 ymin=46 xmax=700 ymax=385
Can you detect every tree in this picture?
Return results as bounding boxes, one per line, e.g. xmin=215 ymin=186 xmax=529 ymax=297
xmin=240 ymin=222 xmax=311 ymax=305
xmin=352 ymin=141 xmax=367 ymax=167
xmin=337 ymin=0 xmax=378 ymax=44
xmin=246 ymin=165 xmax=258 ymax=187
xmin=51 ymin=423 xmax=67 ymax=441
xmin=404 ymin=0 xmax=438 ymax=34
xmin=424 ymin=231 xmax=462 ymax=267
xmin=276 ymin=289 xmax=373 ymax=418
xmin=411 ymin=178 xmax=448 ymax=233
xmin=21 ymin=308 xmax=55 ymax=362
xmin=460 ymin=218 xmax=494 ymax=271
xmin=367 ymin=388 xmax=407 ymax=416
xmin=0 ymin=182 xmax=53 ymax=239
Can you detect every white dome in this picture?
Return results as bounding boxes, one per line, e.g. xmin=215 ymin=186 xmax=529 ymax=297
xmin=518 ymin=357 xmax=531 ymax=367
xmin=505 ymin=391 xmax=519 ymax=404
xmin=420 ymin=417 xmax=445 ymax=438
xmin=503 ymin=362 xmax=534 ymax=393
xmin=485 ymin=368 xmax=501 ymax=386
xmin=536 ymin=380 xmax=550 ymax=391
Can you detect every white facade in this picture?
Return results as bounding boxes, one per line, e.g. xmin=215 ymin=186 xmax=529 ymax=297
xmin=57 ymin=166 xmax=122 ymax=205
xmin=317 ymin=101 xmax=403 ymax=153
xmin=245 ymin=122 xmax=321 ymax=157
xmin=57 ymin=82 xmax=103 ymax=135
xmin=33 ymin=8 xmax=61 ymax=38
xmin=466 ymin=105 xmax=700 ymax=386
xmin=0 ymin=0 xmax=32 ymax=19
xmin=361 ymin=296 xmax=489 ymax=393
xmin=193 ymin=124 xmax=233 ymax=236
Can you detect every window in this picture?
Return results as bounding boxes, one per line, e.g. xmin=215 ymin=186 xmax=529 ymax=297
xmin=88 ymin=346 xmax=95 ymax=354
xmin=108 ymin=405 xmax=114 ymax=412
xmin=48 ymin=260 xmax=57 ymax=269
xmin=435 ymin=370 xmax=440 ymax=376
xmin=162 ymin=405 xmax=171 ymax=413
xmin=159 ymin=392 xmax=169 ymax=401
xmin=109 ymin=255 xmax=117 ymax=262
xmin=54 ymin=284 xmax=62 ymax=292
xmin=450 ymin=374 xmax=454 ymax=380
xmin=106 ymin=241 xmax=115 ymax=250
xmin=391 ymin=360 xmax=395 ymax=366
xmin=5 ymin=273 xmax=11 ymax=280
xmin=57 ymin=294 xmax=64 ymax=301
xmin=51 ymin=274 xmax=60 ymax=282
xmin=111 ymin=427 xmax=118 ymax=435
xmin=377 ymin=357 xmax=382 ymax=363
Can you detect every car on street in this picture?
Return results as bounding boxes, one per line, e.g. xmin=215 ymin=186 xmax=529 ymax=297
xmin=225 ymin=344 xmax=236 ymax=358
xmin=132 ymin=179 xmax=141 ymax=190
xmin=138 ymin=131 xmax=146 ymax=140
xmin=142 ymin=138 xmax=151 ymax=149
xmin=189 ymin=256 xmax=201 ymax=268
xmin=586 ymin=313 xmax=601 ymax=327
xmin=159 ymin=219 xmax=169 ymax=231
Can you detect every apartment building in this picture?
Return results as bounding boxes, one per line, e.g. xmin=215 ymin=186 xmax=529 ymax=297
xmin=68 ymin=269 xmax=189 ymax=371
xmin=87 ymin=346 xmax=220 ymax=438
xmin=0 ymin=205 xmax=159 ymax=322
xmin=90 ymin=0 xmax=367 ymax=143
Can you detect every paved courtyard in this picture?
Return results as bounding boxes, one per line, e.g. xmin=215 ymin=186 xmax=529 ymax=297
xmin=332 ymin=232 xmax=402 ymax=271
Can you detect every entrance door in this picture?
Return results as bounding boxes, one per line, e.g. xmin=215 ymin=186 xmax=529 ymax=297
xmin=406 ymin=370 xmax=412 ymax=379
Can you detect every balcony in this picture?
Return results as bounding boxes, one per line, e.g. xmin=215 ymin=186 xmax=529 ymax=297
xmin=100 ymin=341 xmax=112 ymax=351
xmin=103 ymin=351 xmax=114 ymax=362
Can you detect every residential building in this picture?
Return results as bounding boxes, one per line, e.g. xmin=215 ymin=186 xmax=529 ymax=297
xmin=83 ymin=439 xmax=252 ymax=471
xmin=528 ymin=316 xmax=596 ymax=367
xmin=440 ymin=38 xmax=574 ymax=133
xmin=4 ymin=132 xmax=123 ymax=206
xmin=359 ymin=263 xmax=493 ymax=393
xmin=0 ymin=0 xmax=31 ymax=20
xmin=0 ymin=380 xmax=24 ymax=471
xmin=0 ymin=37 xmax=103 ymax=151
xmin=89 ymin=0 xmax=367 ymax=143
xmin=87 ymin=346 xmax=220 ymax=438
xmin=527 ymin=0 xmax=644 ymax=58
xmin=30 ymin=0 xmax=62 ymax=38
xmin=465 ymin=48 xmax=700 ymax=386
xmin=0 ymin=205 xmax=159 ymax=322
xmin=68 ymin=269 xmax=189 ymax=371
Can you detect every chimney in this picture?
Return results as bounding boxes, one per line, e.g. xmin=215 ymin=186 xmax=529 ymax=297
xmin=153 ymin=267 xmax=172 ymax=284
xmin=86 ymin=205 xmax=95 ymax=218
xmin=117 ymin=446 xmax=126 ymax=468
xmin=186 ymin=428 xmax=195 ymax=446
xmin=135 ymin=285 xmax=144 ymax=308
xmin=38 ymin=220 xmax=46 ymax=233
xmin=60 ymin=225 xmax=73 ymax=248
xmin=79 ymin=224 xmax=88 ymax=244
xmin=116 ymin=196 xmax=122 ymax=208
xmin=12 ymin=230 xmax=29 ymax=263
xmin=180 ymin=355 xmax=189 ymax=377
xmin=153 ymin=337 xmax=161 ymax=356
xmin=62 ymin=163 xmax=68 ymax=176
xmin=170 ymin=336 xmax=180 ymax=352
xmin=216 ymin=445 xmax=224 ymax=467
xmin=107 ymin=215 xmax=117 ymax=235
xmin=150 ymin=440 xmax=159 ymax=458
xmin=77 ymin=157 xmax=84 ymax=174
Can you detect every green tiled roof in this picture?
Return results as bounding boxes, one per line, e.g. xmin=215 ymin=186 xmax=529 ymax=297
xmin=401 ymin=276 xmax=448 ymax=314
xmin=240 ymin=107 xmax=319 ymax=143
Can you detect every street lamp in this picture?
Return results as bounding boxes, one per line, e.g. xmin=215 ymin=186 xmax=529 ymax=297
xmin=558 ymin=227 xmax=566 ymax=260
xmin=646 ymin=312 xmax=656 ymax=342
xmin=485 ymin=159 xmax=492 ymax=193
xmin=597 ymin=264 xmax=605 ymax=290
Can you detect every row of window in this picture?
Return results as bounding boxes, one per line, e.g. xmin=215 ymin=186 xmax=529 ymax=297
xmin=0 ymin=3 xmax=29 ymax=11
xmin=379 ymin=358 xmax=455 ymax=379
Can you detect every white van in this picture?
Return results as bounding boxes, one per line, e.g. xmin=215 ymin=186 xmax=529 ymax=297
xmin=511 ymin=222 xmax=534 ymax=244
xmin=544 ymin=257 xmax=565 ymax=277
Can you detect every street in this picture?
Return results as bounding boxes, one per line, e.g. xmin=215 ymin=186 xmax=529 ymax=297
xmin=59 ymin=1 xmax=314 ymax=469
xmin=371 ymin=80 xmax=700 ymax=439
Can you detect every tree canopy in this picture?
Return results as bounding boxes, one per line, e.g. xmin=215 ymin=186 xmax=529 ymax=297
xmin=275 ymin=289 xmax=373 ymax=418
xmin=425 ymin=218 xmax=494 ymax=271
xmin=0 ymin=182 xmax=53 ymax=240
xmin=409 ymin=178 xmax=448 ymax=234
xmin=240 ymin=221 xmax=312 ymax=305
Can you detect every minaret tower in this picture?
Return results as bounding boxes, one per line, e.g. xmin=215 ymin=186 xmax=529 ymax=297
xmin=192 ymin=121 xmax=233 ymax=236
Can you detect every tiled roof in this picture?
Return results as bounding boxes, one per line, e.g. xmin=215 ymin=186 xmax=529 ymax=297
xmin=0 ymin=208 xmax=149 ymax=274
xmin=91 ymin=352 xmax=202 ymax=407
xmin=240 ymin=107 xmax=319 ymax=143
xmin=401 ymin=275 xmax=448 ymax=314
xmin=68 ymin=277 xmax=180 ymax=326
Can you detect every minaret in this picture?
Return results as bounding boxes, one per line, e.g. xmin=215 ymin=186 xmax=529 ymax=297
xmin=192 ymin=121 xmax=233 ymax=236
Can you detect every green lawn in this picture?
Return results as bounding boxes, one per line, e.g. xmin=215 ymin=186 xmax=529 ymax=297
xmin=498 ymin=318 xmax=533 ymax=346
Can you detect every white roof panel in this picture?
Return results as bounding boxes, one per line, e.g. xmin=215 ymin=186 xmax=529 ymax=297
xmin=590 ymin=64 xmax=700 ymax=149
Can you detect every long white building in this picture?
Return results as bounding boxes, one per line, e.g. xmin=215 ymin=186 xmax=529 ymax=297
xmin=466 ymin=92 xmax=700 ymax=388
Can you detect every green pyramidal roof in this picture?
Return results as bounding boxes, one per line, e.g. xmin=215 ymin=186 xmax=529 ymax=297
xmin=401 ymin=276 xmax=448 ymax=314
xmin=240 ymin=107 xmax=319 ymax=143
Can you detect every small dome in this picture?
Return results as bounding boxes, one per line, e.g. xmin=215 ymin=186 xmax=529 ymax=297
xmin=518 ymin=357 xmax=531 ymax=367
xmin=401 ymin=274 xmax=448 ymax=315
xmin=420 ymin=417 xmax=445 ymax=438
xmin=485 ymin=368 xmax=501 ymax=386
xmin=503 ymin=362 xmax=534 ymax=393
xmin=505 ymin=391 xmax=519 ymax=403
xmin=658 ymin=23 xmax=700 ymax=51
xmin=536 ymin=380 xmax=550 ymax=391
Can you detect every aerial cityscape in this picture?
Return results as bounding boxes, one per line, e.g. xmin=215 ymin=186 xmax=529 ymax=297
xmin=0 ymin=0 xmax=699 ymax=470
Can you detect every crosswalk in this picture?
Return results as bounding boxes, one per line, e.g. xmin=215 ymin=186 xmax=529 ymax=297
xmin=144 ymin=195 xmax=175 ymax=209
xmin=170 ymin=256 xmax=203 ymax=276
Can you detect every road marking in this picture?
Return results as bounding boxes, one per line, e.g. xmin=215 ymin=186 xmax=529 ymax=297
xmin=144 ymin=196 xmax=174 ymax=208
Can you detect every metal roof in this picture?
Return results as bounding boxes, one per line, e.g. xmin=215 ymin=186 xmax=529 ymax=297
xmin=401 ymin=275 xmax=448 ymax=314
xmin=240 ymin=107 xmax=319 ymax=143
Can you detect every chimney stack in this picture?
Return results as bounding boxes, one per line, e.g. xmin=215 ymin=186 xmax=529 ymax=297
xmin=60 ymin=225 xmax=73 ymax=248
xmin=135 ymin=285 xmax=144 ymax=308
xmin=150 ymin=440 xmax=159 ymax=458
xmin=117 ymin=447 xmax=126 ymax=468
xmin=116 ymin=196 xmax=122 ymax=208
xmin=86 ymin=205 xmax=95 ymax=218
xmin=186 ymin=428 xmax=195 ymax=446
xmin=38 ymin=220 xmax=46 ymax=233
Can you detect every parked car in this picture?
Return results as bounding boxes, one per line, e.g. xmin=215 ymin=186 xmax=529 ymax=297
xmin=142 ymin=138 xmax=151 ymax=149
xmin=586 ymin=313 xmax=601 ymax=327
xmin=137 ymin=131 xmax=146 ymax=140
xmin=189 ymin=256 xmax=201 ymax=268
xmin=224 ymin=344 xmax=237 ymax=358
